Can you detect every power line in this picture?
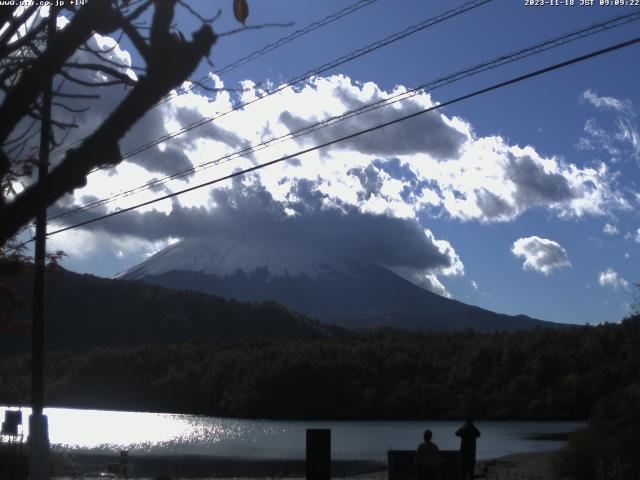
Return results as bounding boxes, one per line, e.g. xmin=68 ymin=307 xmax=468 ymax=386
xmin=49 ymin=0 xmax=380 ymax=159
xmin=118 ymin=0 xmax=492 ymax=161
xmin=36 ymin=35 xmax=640 ymax=242
xmin=158 ymin=0 xmax=381 ymax=106
xmin=50 ymin=0 xmax=492 ymax=172
xmin=47 ymin=10 xmax=640 ymax=223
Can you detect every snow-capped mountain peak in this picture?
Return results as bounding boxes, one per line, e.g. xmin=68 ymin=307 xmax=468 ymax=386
xmin=119 ymin=237 xmax=352 ymax=281
xmin=119 ymin=237 xmax=554 ymax=332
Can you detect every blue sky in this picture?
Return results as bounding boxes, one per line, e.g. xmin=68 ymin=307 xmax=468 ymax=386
xmin=25 ymin=1 xmax=640 ymax=325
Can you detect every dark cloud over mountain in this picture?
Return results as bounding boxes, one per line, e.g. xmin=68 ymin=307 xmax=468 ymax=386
xmin=52 ymin=175 xmax=461 ymax=281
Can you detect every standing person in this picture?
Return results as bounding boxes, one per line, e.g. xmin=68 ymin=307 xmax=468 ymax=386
xmin=455 ymin=418 xmax=481 ymax=480
xmin=416 ymin=429 xmax=441 ymax=480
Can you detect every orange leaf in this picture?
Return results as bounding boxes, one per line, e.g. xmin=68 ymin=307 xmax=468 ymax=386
xmin=233 ymin=0 xmax=249 ymax=25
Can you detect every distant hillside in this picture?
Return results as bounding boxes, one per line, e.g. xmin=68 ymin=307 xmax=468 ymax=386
xmin=0 ymin=266 xmax=339 ymax=355
xmin=121 ymin=238 xmax=564 ymax=332
xmin=3 ymin=317 xmax=637 ymax=420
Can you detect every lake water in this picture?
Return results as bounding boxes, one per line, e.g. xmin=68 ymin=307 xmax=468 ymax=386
xmin=1 ymin=406 xmax=584 ymax=461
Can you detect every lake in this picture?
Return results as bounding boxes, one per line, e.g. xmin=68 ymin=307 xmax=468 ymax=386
xmin=1 ymin=406 xmax=584 ymax=461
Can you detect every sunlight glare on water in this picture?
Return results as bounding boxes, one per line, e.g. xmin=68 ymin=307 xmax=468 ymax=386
xmin=2 ymin=406 xmax=191 ymax=451
xmin=1 ymin=406 xmax=584 ymax=460
xmin=1 ymin=406 xmax=300 ymax=457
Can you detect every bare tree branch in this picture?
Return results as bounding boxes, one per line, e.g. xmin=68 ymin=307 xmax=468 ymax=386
xmin=0 ymin=7 xmax=217 ymax=244
xmin=0 ymin=5 xmax=39 ymax=54
xmin=117 ymin=13 xmax=152 ymax=61
xmin=79 ymin=41 xmax=146 ymax=72
xmin=2 ymin=118 xmax=39 ymax=147
xmin=4 ymin=131 xmax=38 ymax=162
xmin=0 ymin=14 xmax=47 ymax=59
xmin=218 ymin=21 xmax=294 ymax=38
xmin=178 ymin=1 xmax=222 ymax=24
xmin=63 ymin=62 xmax=137 ymax=86
xmin=51 ymin=119 xmax=75 ymax=149
xmin=58 ymin=69 xmax=129 ymax=88
xmin=190 ymin=79 xmax=246 ymax=95
xmin=52 ymin=91 xmax=100 ymax=100
xmin=0 ymin=6 xmax=19 ymax=30
xmin=0 ymin=0 xmax=122 ymax=147
xmin=51 ymin=102 xmax=90 ymax=114
xmin=124 ymin=0 xmax=154 ymax=23
xmin=27 ymin=109 xmax=79 ymax=130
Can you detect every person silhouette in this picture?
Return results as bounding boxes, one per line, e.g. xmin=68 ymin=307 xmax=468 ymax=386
xmin=416 ymin=429 xmax=441 ymax=480
xmin=455 ymin=418 xmax=481 ymax=480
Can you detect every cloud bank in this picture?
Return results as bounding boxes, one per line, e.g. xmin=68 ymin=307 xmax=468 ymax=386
xmin=36 ymin=28 xmax=633 ymax=295
xmin=51 ymin=175 xmax=464 ymax=295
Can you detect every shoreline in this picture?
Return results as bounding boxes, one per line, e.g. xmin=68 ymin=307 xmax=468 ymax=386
xmin=477 ymin=450 xmax=558 ymax=480
xmin=49 ymin=450 xmax=560 ymax=479
xmin=2 ymin=402 xmax=588 ymax=422
xmin=51 ymin=452 xmax=387 ymax=478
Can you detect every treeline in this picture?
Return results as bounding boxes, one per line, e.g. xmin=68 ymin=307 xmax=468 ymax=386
xmin=1 ymin=315 xmax=639 ymax=420
xmin=554 ymin=383 xmax=640 ymax=479
xmin=1 ymin=267 xmax=338 ymax=355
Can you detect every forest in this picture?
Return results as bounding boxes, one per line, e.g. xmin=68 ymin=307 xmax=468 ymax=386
xmin=1 ymin=314 xmax=638 ymax=421
xmin=0 ymin=266 xmax=338 ymax=354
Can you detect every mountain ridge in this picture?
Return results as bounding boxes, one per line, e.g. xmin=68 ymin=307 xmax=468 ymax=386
xmin=121 ymin=238 xmax=567 ymax=332
xmin=0 ymin=266 xmax=340 ymax=355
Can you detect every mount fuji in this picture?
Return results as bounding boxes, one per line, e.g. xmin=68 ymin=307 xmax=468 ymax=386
xmin=120 ymin=237 xmax=559 ymax=331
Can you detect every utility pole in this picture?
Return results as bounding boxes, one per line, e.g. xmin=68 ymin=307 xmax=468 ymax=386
xmin=29 ymin=7 xmax=56 ymax=480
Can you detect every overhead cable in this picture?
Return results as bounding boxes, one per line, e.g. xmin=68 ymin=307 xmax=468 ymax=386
xmin=34 ymin=35 xmax=640 ymax=242
xmin=158 ymin=0 xmax=382 ymax=105
xmin=118 ymin=0 xmax=492 ymax=161
xmin=48 ymin=10 xmax=640 ymax=223
xmin=48 ymin=0 xmax=381 ymax=158
xmin=48 ymin=0 xmax=492 ymax=168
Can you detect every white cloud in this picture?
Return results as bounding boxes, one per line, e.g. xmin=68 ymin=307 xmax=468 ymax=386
xmin=279 ymin=78 xmax=467 ymax=160
xmin=418 ymin=139 xmax=625 ymax=223
xmin=46 ymin=228 xmax=100 ymax=260
xmin=511 ymin=236 xmax=571 ymax=276
xmin=471 ymin=280 xmax=479 ymax=290
xmin=598 ymin=268 xmax=629 ymax=290
xmin=635 ymin=228 xmax=640 ymax=244
xmin=582 ymin=90 xmax=634 ymax=116
xmin=603 ymin=223 xmax=619 ymax=235
xmin=578 ymin=90 xmax=639 ymax=162
xmin=576 ymin=118 xmax=620 ymax=158
xmin=54 ymin=174 xmax=465 ymax=297
xmin=54 ymin=69 xmax=629 ymax=232
xmin=39 ymin=29 xmax=631 ymax=290
xmin=615 ymin=116 xmax=640 ymax=158
xmin=46 ymin=226 xmax=171 ymax=262
xmin=389 ymin=269 xmax=454 ymax=298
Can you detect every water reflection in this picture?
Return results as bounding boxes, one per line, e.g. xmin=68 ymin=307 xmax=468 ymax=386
xmin=1 ymin=406 xmax=584 ymax=460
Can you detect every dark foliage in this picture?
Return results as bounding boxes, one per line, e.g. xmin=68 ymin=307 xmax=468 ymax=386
xmin=136 ymin=264 xmax=560 ymax=332
xmin=0 ymin=266 xmax=338 ymax=354
xmin=2 ymin=316 xmax=639 ymax=421
xmin=553 ymin=382 xmax=640 ymax=479
xmin=0 ymin=1 xmax=227 ymax=245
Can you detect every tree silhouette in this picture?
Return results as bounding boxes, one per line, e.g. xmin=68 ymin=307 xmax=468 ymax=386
xmin=630 ymin=282 xmax=640 ymax=317
xmin=0 ymin=0 xmax=248 ymax=246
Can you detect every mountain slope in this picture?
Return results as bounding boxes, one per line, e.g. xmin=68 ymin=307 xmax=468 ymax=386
xmin=1 ymin=266 xmax=339 ymax=355
xmin=121 ymin=238 xmax=562 ymax=331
